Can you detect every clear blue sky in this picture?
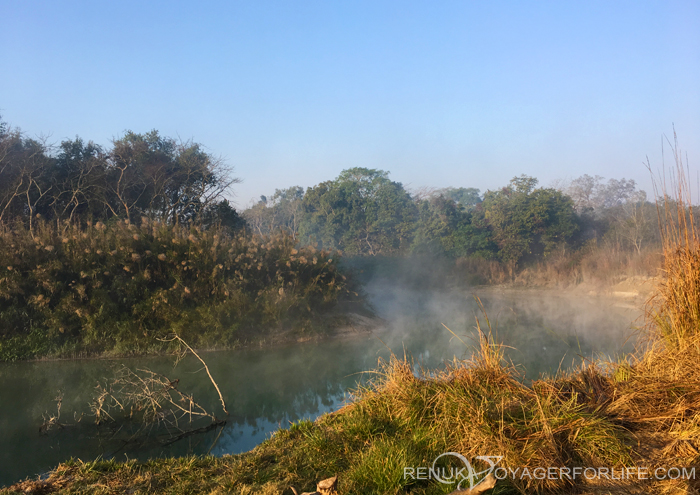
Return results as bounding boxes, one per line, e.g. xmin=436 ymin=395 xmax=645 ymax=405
xmin=2 ymin=0 xmax=699 ymax=206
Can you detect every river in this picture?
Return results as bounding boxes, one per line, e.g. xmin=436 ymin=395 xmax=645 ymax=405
xmin=0 ymin=287 xmax=642 ymax=486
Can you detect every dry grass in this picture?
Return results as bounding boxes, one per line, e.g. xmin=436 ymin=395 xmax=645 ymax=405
xmin=5 ymin=142 xmax=700 ymax=494
xmin=0 ymin=219 xmax=358 ymax=360
xmin=452 ymin=244 xmax=662 ymax=289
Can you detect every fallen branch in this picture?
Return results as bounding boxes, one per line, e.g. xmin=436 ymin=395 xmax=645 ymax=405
xmin=161 ymin=419 xmax=227 ymax=446
xmin=159 ymin=333 xmax=229 ymax=416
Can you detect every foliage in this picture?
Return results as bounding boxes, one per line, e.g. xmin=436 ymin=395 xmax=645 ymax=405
xmin=0 ymin=220 xmax=354 ymax=360
xmin=299 ymin=168 xmax=418 ymax=255
xmin=410 ymin=194 xmax=495 ymax=258
xmin=0 ymin=119 xmax=242 ymax=231
xmin=244 ymin=167 xmax=660 ymax=280
xmin=243 ymin=186 xmax=305 ymax=237
xmin=481 ymin=176 xmax=578 ymax=265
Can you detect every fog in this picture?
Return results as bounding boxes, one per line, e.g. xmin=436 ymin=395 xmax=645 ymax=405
xmin=356 ymin=258 xmax=643 ymax=380
xmin=0 ymin=257 xmax=645 ymax=486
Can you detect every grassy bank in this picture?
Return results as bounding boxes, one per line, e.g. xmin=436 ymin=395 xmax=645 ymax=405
xmin=0 ymin=220 xmax=361 ymax=361
xmin=5 ymin=216 xmax=698 ymax=494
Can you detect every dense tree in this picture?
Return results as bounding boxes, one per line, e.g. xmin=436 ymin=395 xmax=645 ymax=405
xmin=48 ymin=138 xmax=109 ymax=224
xmin=1 ymin=117 xmax=661 ymax=269
xmin=0 ymin=119 xmax=242 ymax=230
xmin=411 ymin=194 xmax=495 ymax=258
xmin=300 ymin=168 xmax=417 ymax=255
xmin=108 ymin=131 xmax=237 ymax=225
xmin=482 ymin=176 xmax=578 ymax=266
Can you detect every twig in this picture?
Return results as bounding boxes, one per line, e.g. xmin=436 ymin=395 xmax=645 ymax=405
xmin=160 ymin=334 xmax=229 ymax=416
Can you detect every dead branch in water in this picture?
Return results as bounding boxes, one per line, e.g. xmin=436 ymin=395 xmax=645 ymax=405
xmin=38 ymin=335 xmax=229 ymax=452
xmin=39 ymin=391 xmax=65 ymax=434
xmin=90 ymin=366 xmax=213 ymax=422
xmin=158 ymin=333 xmax=229 ymax=416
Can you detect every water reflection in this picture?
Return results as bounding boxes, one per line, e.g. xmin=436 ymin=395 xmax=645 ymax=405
xmin=0 ymin=288 xmax=641 ymax=486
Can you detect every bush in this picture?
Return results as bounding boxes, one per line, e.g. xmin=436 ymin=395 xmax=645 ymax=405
xmin=0 ymin=219 xmax=355 ymax=360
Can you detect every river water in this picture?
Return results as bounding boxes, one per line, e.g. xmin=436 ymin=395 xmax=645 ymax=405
xmin=0 ymin=288 xmax=642 ymax=486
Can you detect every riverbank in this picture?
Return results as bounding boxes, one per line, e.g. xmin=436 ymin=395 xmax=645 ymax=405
xmin=0 ymin=221 xmax=366 ymax=361
xmin=6 ymin=328 xmax=700 ymax=494
xmin=10 ymin=311 xmax=380 ymax=363
xmin=481 ymin=274 xmax=657 ymax=309
xmin=0 ymin=280 xmax=646 ymax=490
xmin=3 ymin=274 xmax=681 ymax=494
xmin=0 ymin=224 xmax=659 ymax=362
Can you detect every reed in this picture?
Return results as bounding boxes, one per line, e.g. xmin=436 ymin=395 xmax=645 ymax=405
xmin=0 ymin=219 xmax=357 ymax=360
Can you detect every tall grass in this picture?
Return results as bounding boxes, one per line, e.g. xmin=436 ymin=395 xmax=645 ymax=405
xmin=647 ymin=132 xmax=700 ymax=346
xmin=0 ymin=219 xmax=357 ymax=360
xmin=452 ymin=244 xmax=661 ymax=288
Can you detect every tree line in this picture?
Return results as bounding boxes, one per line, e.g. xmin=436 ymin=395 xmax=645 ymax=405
xmin=0 ymin=118 xmax=243 ymax=233
xmin=244 ymin=168 xmax=659 ymax=267
xmin=0 ymin=117 xmax=658 ymax=270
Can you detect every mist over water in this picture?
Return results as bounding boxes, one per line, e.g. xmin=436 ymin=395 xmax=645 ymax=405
xmin=365 ymin=280 xmax=641 ymax=379
xmin=0 ymin=272 xmax=642 ymax=487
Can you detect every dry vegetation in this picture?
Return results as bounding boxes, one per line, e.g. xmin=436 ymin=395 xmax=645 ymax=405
xmin=454 ymin=245 xmax=661 ymax=288
xmin=0 ymin=219 xmax=358 ymax=360
xmin=5 ymin=153 xmax=700 ymax=494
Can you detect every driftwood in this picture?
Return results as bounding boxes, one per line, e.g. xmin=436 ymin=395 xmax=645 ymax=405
xmin=447 ymin=473 xmax=497 ymax=495
xmin=290 ymin=475 xmax=338 ymax=495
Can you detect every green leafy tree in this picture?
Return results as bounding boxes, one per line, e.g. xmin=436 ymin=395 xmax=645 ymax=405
xmin=411 ymin=194 xmax=495 ymax=258
xmin=482 ymin=176 xmax=578 ymax=266
xmin=300 ymin=168 xmax=417 ymax=255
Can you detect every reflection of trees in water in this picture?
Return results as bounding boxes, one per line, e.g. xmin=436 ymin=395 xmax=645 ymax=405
xmin=0 ymin=292 xmax=640 ymax=486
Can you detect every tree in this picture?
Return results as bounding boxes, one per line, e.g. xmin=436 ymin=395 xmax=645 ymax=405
xmin=243 ymin=186 xmax=305 ymax=237
xmin=107 ymin=130 xmax=238 ymax=225
xmin=48 ymin=138 xmax=109 ymax=225
xmin=200 ymin=199 xmax=246 ymax=231
xmin=299 ymin=168 xmax=417 ymax=255
xmin=410 ymin=194 xmax=494 ymax=258
xmin=0 ymin=120 xmax=242 ymax=229
xmin=0 ymin=124 xmax=54 ymax=233
xmin=482 ymin=176 xmax=578 ymax=266
xmin=564 ymin=174 xmax=641 ymax=212
xmin=432 ymin=187 xmax=482 ymax=207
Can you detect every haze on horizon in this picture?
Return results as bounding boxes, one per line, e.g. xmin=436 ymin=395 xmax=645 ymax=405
xmin=1 ymin=0 xmax=699 ymax=206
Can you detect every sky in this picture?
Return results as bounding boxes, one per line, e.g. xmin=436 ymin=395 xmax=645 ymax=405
xmin=1 ymin=0 xmax=699 ymax=207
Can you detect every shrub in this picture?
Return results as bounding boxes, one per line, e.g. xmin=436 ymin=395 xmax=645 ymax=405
xmin=0 ymin=219 xmax=356 ymax=359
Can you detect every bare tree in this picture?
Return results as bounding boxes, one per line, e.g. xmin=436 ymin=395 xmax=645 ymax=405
xmin=0 ymin=130 xmax=54 ymax=233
